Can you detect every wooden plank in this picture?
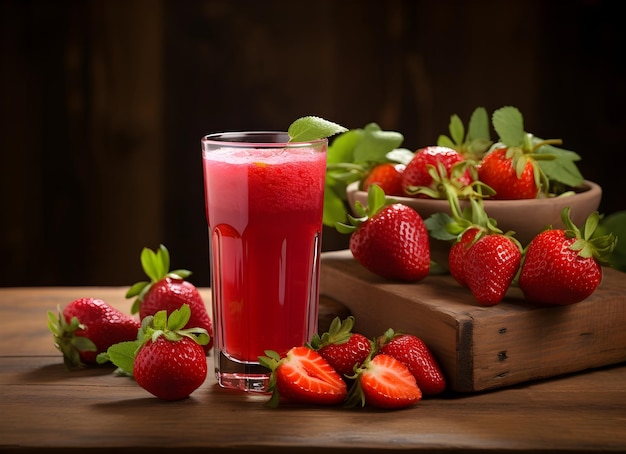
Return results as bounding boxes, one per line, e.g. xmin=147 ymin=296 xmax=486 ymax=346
xmin=1 ymin=356 xmax=626 ymax=453
xmin=319 ymin=250 xmax=626 ymax=392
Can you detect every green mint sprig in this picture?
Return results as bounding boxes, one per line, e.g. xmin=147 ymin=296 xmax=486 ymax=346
xmin=288 ymin=116 xmax=348 ymax=142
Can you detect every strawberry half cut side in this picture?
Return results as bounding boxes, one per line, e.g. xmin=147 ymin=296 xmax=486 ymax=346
xmin=259 ymin=346 xmax=347 ymax=408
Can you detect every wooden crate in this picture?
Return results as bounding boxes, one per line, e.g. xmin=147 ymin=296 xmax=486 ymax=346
xmin=319 ymin=250 xmax=626 ymax=393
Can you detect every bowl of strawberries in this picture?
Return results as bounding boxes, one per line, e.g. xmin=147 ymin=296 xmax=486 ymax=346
xmin=336 ymin=107 xmax=602 ymax=267
xmin=346 ymin=178 xmax=602 ymax=248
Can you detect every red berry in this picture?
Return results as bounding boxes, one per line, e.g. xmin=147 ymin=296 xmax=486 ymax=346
xmin=401 ymin=146 xmax=471 ymax=198
xmin=377 ymin=331 xmax=446 ymax=396
xmin=346 ymin=353 xmax=422 ymax=409
xmin=350 ymin=204 xmax=430 ymax=281
xmin=309 ymin=316 xmax=372 ymax=378
xmin=362 ymin=163 xmax=405 ymax=196
xmin=134 ymin=335 xmax=208 ymax=401
xmin=48 ymin=298 xmax=141 ymax=369
xmin=259 ymin=347 xmax=347 ymax=407
xmin=478 ymin=148 xmax=538 ymax=199
xmin=464 ymin=234 xmax=522 ymax=306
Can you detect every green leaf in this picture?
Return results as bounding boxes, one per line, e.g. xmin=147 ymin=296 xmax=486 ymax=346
xmin=168 ymin=269 xmax=192 ymax=279
xmin=353 ymin=124 xmax=404 ymax=163
xmin=140 ymin=247 xmax=160 ymax=282
xmin=288 ymin=116 xmax=348 ymax=142
xmin=437 ymin=134 xmax=456 ymax=149
xmin=386 ymin=148 xmax=414 ymax=165
xmin=424 ymin=212 xmax=458 ymax=241
xmin=125 ymin=281 xmax=148 ymax=298
xmin=492 ymin=106 xmax=525 ymax=148
xmin=323 ymin=190 xmax=349 ymax=227
xmin=535 ymin=144 xmax=584 ymax=188
xmin=598 ymin=211 xmax=626 ymax=272
xmin=152 ymin=310 xmax=168 ymax=330
xmin=157 ymin=244 xmax=170 ymax=277
xmin=327 ymin=129 xmax=361 ymax=164
xmin=449 ymin=114 xmax=465 ymax=145
xmin=367 ymin=184 xmax=388 ymax=214
xmin=466 ymin=107 xmax=490 ymax=143
xmin=106 ymin=340 xmax=141 ymax=375
xmin=167 ymin=304 xmax=191 ymax=331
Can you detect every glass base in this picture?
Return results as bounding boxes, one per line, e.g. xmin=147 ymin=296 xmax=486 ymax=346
xmin=215 ymin=350 xmax=270 ymax=393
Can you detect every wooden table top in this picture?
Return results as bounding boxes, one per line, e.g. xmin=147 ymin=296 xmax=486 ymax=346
xmin=1 ymin=286 xmax=625 ymax=453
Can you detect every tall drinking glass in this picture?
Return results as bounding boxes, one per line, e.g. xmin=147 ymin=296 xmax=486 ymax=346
xmin=202 ymin=132 xmax=327 ymax=392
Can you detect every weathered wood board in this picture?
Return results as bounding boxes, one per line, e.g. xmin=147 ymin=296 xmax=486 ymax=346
xmin=319 ymin=250 xmax=626 ymax=393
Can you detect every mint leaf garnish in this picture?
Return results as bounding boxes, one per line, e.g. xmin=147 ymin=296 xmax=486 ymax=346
xmin=288 ymin=116 xmax=348 ymax=142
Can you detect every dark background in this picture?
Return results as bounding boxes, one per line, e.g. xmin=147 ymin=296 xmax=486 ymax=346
xmin=1 ymin=0 xmax=624 ymax=287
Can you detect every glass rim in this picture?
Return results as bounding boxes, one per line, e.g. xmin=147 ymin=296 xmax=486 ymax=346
xmin=201 ymin=131 xmax=327 ymax=148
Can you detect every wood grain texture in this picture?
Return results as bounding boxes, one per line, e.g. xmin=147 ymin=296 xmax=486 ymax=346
xmin=1 ymin=286 xmax=626 ymax=453
xmin=319 ymin=250 xmax=626 ymax=392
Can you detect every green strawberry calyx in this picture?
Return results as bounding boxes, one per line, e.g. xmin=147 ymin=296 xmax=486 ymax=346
xmin=126 ymin=244 xmax=192 ymax=315
xmin=308 ymin=316 xmax=356 ymax=350
xmin=96 ymin=304 xmax=209 ymax=376
xmin=437 ymin=106 xmax=493 ymax=161
xmin=561 ymin=207 xmax=617 ymax=263
xmin=335 ymin=184 xmax=389 ymax=234
xmin=47 ymin=305 xmax=97 ymax=370
xmin=257 ymin=350 xmax=283 ymax=408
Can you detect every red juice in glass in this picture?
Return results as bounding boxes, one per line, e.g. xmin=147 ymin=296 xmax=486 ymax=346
xmin=201 ymin=132 xmax=327 ymax=392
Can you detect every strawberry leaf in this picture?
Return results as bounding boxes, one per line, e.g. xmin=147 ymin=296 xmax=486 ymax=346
xmin=104 ymin=340 xmax=141 ymax=375
xmin=167 ymin=304 xmax=191 ymax=331
xmin=492 ymin=106 xmax=525 ymax=148
xmin=353 ymin=124 xmax=404 ymax=163
xmin=449 ymin=114 xmax=465 ymax=145
xmin=288 ymin=116 xmax=347 ymax=142
xmin=466 ymin=107 xmax=490 ymax=144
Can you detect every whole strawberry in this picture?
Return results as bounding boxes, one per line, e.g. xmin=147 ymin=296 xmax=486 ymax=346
xmin=47 ymin=298 xmax=141 ymax=369
xmin=464 ymin=233 xmax=522 ymax=306
xmin=126 ymin=244 xmax=213 ymax=353
xmin=362 ymin=163 xmax=405 ymax=196
xmin=519 ymin=208 xmax=617 ymax=305
xmin=345 ymin=353 xmax=422 ymax=409
xmin=308 ymin=316 xmax=372 ymax=378
xmin=337 ymin=184 xmax=430 ymax=282
xmin=132 ymin=305 xmax=209 ymax=400
xmin=448 ymin=227 xmax=481 ymax=287
xmin=477 ymin=106 xmax=582 ymax=200
xmin=401 ymin=146 xmax=472 ymax=198
xmin=259 ymin=346 xmax=348 ymax=408
xmin=376 ymin=329 xmax=446 ymax=396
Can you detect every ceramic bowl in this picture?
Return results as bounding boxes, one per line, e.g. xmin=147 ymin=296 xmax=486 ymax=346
xmin=346 ymin=180 xmax=603 ymax=266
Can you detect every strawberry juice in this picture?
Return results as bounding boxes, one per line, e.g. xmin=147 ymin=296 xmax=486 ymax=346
xmin=202 ymin=132 xmax=327 ymax=392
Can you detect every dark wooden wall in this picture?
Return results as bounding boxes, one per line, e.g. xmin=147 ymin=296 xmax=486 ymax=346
xmin=1 ymin=0 xmax=624 ymax=287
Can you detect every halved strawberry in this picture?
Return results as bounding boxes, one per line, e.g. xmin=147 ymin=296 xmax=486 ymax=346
xmin=308 ymin=316 xmax=372 ymax=378
xmin=346 ymin=353 xmax=422 ymax=409
xmin=259 ymin=346 xmax=347 ymax=407
xmin=376 ymin=329 xmax=446 ymax=396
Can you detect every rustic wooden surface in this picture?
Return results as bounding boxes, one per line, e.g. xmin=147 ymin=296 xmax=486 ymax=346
xmin=1 ymin=286 xmax=626 ymax=453
xmin=320 ymin=250 xmax=626 ymax=393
